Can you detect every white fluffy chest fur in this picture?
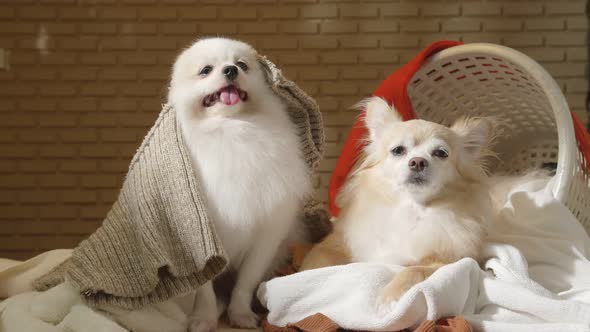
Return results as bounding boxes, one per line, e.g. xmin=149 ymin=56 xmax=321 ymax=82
xmin=343 ymin=191 xmax=486 ymax=266
xmin=179 ymin=105 xmax=311 ymax=267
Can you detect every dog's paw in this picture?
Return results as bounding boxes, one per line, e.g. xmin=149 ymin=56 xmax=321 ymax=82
xmin=227 ymin=308 xmax=259 ymax=329
xmin=189 ymin=319 xmax=217 ymax=332
xmin=377 ymin=267 xmax=427 ymax=314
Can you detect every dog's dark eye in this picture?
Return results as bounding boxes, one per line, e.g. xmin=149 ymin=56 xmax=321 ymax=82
xmin=236 ymin=61 xmax=248 ymax=71
xmin=391 ymin=146 xmax=406 ymax=156
xmin=199 ymin=65 xmax=213 ymax=76
xmin=432 ymin=149 xmax=449 ymax=159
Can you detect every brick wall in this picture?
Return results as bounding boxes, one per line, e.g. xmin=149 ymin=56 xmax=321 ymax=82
xmin=0 ymin=0 xmax=587 ymax=259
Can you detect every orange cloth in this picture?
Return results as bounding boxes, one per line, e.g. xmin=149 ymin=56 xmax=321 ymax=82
xmin=261 ymin=313 xmax=472 ymax=332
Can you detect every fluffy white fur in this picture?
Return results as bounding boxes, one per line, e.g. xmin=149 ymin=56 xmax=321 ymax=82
xmin=301 ymin=97 xmax=495 ymax=302
xmin=168 ymin=37 xmax=311 ymax=331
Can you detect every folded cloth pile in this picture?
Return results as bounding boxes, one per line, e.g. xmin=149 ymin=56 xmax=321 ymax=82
xmin=30 ymin=55 xmax=325 ymax=311
xmin=258 ymin=177 xmax=590 ymax=332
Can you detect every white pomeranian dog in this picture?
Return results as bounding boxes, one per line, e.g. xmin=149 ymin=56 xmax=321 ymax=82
xmin=167 ymin=37 xmax=311 ymax=330
xmin=301 ymin=96 xmax=495 ymax=304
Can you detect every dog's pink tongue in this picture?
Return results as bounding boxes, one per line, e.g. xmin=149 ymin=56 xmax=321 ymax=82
xmin=220 ymin=86 xmax=240 ymax=106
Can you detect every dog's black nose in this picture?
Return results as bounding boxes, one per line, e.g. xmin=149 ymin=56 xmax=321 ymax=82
xmin=223 ymin=65 xmax=238 ymax=81
xmin=408 ymin=157 xmax=428 ymax=172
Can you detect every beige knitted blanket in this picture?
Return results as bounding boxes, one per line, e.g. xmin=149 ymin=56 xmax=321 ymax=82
xmin=34 ymin=56 xmax=325 ymax=310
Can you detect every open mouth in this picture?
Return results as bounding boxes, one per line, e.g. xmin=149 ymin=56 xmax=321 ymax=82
xmin=203 ymin=85 xmax=248 ymax=107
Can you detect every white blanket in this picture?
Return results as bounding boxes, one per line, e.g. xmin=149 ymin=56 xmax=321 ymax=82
xmin=257 ymin=178 xmax=590 ymax=331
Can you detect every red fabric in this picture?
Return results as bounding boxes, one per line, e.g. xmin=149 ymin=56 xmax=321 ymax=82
xmin=572 ymin=111 xmax=590 ymax=167
xmin=327 ymin=41 xmax=463 ymax=216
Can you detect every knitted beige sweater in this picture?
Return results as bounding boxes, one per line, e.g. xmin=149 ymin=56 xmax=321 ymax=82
xmin=34 ymin=56 xmax=325 ymax=310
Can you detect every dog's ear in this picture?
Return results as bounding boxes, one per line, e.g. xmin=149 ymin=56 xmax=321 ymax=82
xmin=359 ymin=97 xmax=401 ymax=142
xmin=451 ymin=117 xmax=493 ymax=160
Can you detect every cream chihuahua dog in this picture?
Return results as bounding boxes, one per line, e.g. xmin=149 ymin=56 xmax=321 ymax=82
xmin=301 ymin=97 xmax=495 ymax=304
xmin=169 ymin=38 xmax=311 ymax=331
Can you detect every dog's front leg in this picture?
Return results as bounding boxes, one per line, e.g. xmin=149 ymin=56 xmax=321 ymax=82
xmin=188 ymin=281 xmax=218 ymax=332
xmin=227 ymin=221 xmax=291 ymax=328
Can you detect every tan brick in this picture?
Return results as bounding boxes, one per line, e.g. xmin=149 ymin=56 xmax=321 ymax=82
xmin=80 ymin=205 xmax=110 ymax=220
xmin=17 ymin=160 xmax=58 ymax=174
xmin=60 ymin=160 xmax=98 ymax=173
xmin=59 ymin=37 xmax=98 ymax=50
xmin=322 ymin=21 xmax=358 ymax=34
xmin=526 ymin=18 xmax=565 ymax=31
xmin=302 ymin=36 xmax=338 ymax=49
xmin=40 ymin=145 xmax=77 ymax=158
xmin=483 ymin=19 xmax=522 ymax=32
xmin=18 ymin=68 xmax=57 ymax=81
xmin=360 ymin=21 xmax=399 ymax=33
xmin=160 ymin=23 xmax=198 ymax=35
xmin=100 ymin=8 xmax=137 ymax=20
xmin=40 ymin=85 xmax=76 ymax=97
xmin=180 ymin=6 xmax=218 ymax=20
xmin=260 ymin=37 xmax=298 ymax=50
xmin=546 ymin=2 xmax=585 ymax=15
xmin=38 ymin=205 xmax=77 ymax=220
xmin=39 ymin=53 xmax=77 ymax=65
xmin=566 ymin=79 xmax=588 ymax=93
xmin=299 ymin=67 xmax=339 ymax=80
xmin=100 ymin=37 xmax=138 ymax=50
xmin=79 ymin=145 xmax=118 ymax=158
xmin=60 ymin=221 xmax=101 ymax=235
xmin=462 ymin=33 xmax=501 ymax=44
xmin=19 ymin=7 xmax=57 ymax=20
xmin=341 ymin=67 xmax=379 ymax=80
xmin=462 ymin=3 xmax=501 ymax=16
xmin=60 ymin=129 xmax=98 ymax=142
xmin=139 ymin=68 xmax=169 ymax=81
xmin=381 ymin=4 xmax=419 ymax=17
xmin=81 ymin=23 xmax=117 ymax=35
xmin=19 ymin=190 xmax=60 ymax=204
xmin=443 ymin=18 xmax=481 ymax=32
xmin=340 ymin=4 xmax=379 ymax=18
xmin=280 ymin=53 xmax=319 ymax=65
xmin=222 ymin=7 xmax=257 ymax=19
xmin=99 ymin=160 xmax=130 ymax=173
xmin=10 ymin=52 xmax=36 ymax=65
xmin=301 ymin=5 xmax=338 ymax=18
xmin=567 ymin=17 xmax=588 ymax=31
xmin=359 ymin=50 xmax=400 ymax=64
xmin=382 ymin=35 xmax=419 ymax=49
xmin=321 ymin=82 xmax=358 ymax=96
xmin=521 ymin=48 xmax=565 ymax=62
xmin=503 ymin=3 xmax=543 ymax=16
xmin=120 ymin=53 xmax=157 ymax=65
xmin=200 ymin=22 xmax=238 ymax=35
xmin=20 ymin=100 xmax=57 ymax=112
xmin=0 ymin=85 xmax=36 ymax=96
xmin=18 ymin=130 xmax=57 ymax=143
xmin=280 ymin=22 xmax=318 ymax=34
xmin=61 ymin=190 xmax=97 ymax=203
xmin=316 ymin=97 xmax=339 ymax=112
xmin=81 ymin=175 xmax=119 ymax=188
xmin=46 ymin=23 xmax=76 ymax=35
xmin=38 ymin=115 xmax=76 ymax=128
xmin=0 ymin=175 xmax=36 ymax=188
xmin=140 ymin=8 xmax=177 ymax=20
xmin=543 ymin=63 xmax=587 ymax=78
xmin=503 ymin=34 xmax=543 ymax=47
xmin=241 ymin=22 xmax=278 ymax=34
xmin=121 ymin=83 xmax=162 ymax=97
xmin=0 ymin=23 xmax=36 ymax=35
xmin=61 ymin=98 xmax=98 ymax=112
xmin=120 ymin=23 xmax=157 ymax=35
xmin=546 ymin=32 xmax=585 ymax=47
xmin=566 ymin=47 xmax=587 ymax=62
xmin=423 ymin=4 xmax=460 ymax=17
xmin=39 ymin=175 xmax=77 ymax=188
xmin=0 ymin=7 xmax=15 ymax=19
xmin=100 ymin=128 xmax=138 ymax=142
xmin=102 ymin=68 xmax=137 ymax=81
xmin=81 ymin=53 xmax=117 ymax=65
xmin=339 ymin=36 xmax=379 ymax=49
xmin=401 ymin=20 xmax=440 ymax=33
xmin=100 ymin=99 xmax=137 ymax=112
xmin=321 ymin=52 xmax=358 ymax=64
xmin=261 ymin=7 xmax=298 ymax=19
xmin=420 ymin=33 xmax=461 ymax=47
xmin=60 ymin=8 xmax=97 ymax=20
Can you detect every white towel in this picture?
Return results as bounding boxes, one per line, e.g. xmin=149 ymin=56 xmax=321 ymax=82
xmin=257 ymin=178 xmax=590 ymax=332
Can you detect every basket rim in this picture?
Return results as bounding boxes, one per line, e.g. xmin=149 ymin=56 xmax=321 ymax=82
xmin=411 ymin=42 xmax=577 ymax=203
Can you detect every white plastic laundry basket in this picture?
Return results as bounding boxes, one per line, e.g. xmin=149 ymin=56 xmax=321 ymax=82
xmin=406 ymin=43 xmax=590 ymax=229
